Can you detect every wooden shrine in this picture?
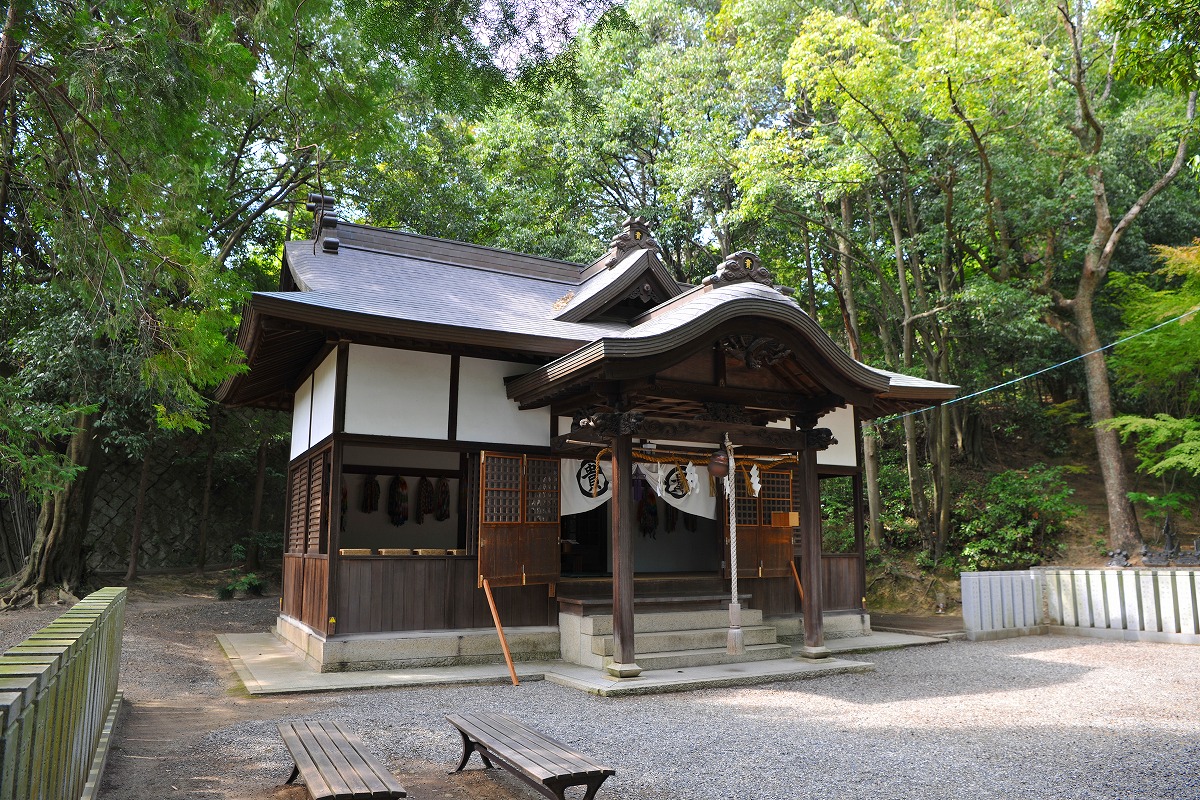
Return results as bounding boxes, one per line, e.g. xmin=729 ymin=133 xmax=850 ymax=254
xmin=218 ymin=200 xmax=957 ymax=674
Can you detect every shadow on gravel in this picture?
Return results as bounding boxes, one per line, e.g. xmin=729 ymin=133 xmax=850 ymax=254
xmin=755 ymin=637 xmax=1101 ymax=705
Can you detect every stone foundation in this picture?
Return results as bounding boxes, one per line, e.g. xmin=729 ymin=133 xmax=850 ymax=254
xmin=275 ymin=615 xmax=560 ymax=673
xmin=769 ymin=610 xmax=872 ymax=643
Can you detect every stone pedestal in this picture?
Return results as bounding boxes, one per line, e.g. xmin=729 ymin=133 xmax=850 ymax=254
xmin=605 ymin=661 xmax=643 ymax=678
xmin=796 ymin=644 xmax=832 ymax=661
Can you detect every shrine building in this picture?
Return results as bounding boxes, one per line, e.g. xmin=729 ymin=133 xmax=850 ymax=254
xmin=217 ymin=196 xmax=957 ymax=676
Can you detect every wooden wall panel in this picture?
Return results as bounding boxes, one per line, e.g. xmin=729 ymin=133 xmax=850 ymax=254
xmin=282 ymin=554 xmax=304 ymax=619
xmin=820 ymin=554 xmax=863 ymax=611
xmin=302 ymin=555 xmax=330 ymax=633
xmin=335 ymin=557 xmax=552 ymax=635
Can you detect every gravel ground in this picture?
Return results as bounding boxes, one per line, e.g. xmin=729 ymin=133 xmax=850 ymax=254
xmin=4 ymin=588 xmax=1199 ymax=800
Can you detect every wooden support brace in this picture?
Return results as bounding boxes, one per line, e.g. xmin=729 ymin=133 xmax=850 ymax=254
xmin=482 ymin=578 xmax=519 ymax=686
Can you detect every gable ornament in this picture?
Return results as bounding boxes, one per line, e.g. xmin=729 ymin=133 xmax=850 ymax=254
xmin=604 ymin=216 xmax=663 ymax=269
xmin=703 ymin=250 xmax=794 ymax=295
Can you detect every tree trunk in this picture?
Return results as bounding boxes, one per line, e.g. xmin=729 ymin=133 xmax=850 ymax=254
xmin=245 ymin=436 xmax=268 ymax=571
xmin=125 ymin=444 xmax=154 ymax=583
xmin=837 ymin=194 xmax=862 ymax=356
xmin=196 ymin=422 xmax=217 ymax=573
xmin=861 ymin=422 xmax=883 ymax=548
xmin=932 ymin=404 xmax=952 ymax=561
xmin=1073 ymin=296 xmax=1140 ymax=552
xmin=3 ymin=412 xmax=103 ymax=607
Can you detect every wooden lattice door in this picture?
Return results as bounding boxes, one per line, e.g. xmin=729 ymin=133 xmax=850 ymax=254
xmin=726 ymin=468 xmax=793 ymax=578
xmin=478 ymin=452 xmax=561 ymax=587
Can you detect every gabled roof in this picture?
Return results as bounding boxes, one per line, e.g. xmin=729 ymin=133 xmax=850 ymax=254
xmin=216 ymin=208 xmax=958 ymax=416
xmin=553 ymin=248 xmax=683 ymax=323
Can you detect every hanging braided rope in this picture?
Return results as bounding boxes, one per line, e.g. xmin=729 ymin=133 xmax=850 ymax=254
xmin=724 ymin=432 xmax=745 ymax=654
xmin=725 ymin=433 xmax=738 ymax=606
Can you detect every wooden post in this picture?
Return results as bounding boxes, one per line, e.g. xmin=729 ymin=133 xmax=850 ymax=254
xmin=482 ymin=578 xmax=519 ymax=686
xmin=607 ymin=432 xmax=641 ymax=677
xmin=797 ymin=446 xmax=830 ymax=659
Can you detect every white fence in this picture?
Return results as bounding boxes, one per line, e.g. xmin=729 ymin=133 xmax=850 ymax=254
xmin=960 ymin=570 xmax=1046 ymax=640
xmin=962 ymin=568 xmax=1200 ymax=644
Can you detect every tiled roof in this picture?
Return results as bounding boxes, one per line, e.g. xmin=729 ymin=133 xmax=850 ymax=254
xmin=217 ymin=221 xmax=957 ymax=409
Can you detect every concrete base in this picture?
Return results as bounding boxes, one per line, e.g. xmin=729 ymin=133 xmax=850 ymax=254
xmin=220 ymin=632 xmax=879 ymax=697
xmin=276 ymin=615 xmax=560 ymax=673
xmin=1046 ymin=625 xmax=1200 ymax=645
xmin=770 ymin=610 xmax=873 ymax=642
xmin=966 ymin=625 xmax=1049 ymax=642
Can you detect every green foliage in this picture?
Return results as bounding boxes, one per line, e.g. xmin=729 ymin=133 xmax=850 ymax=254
xmin=218 ymin=543 xmax=265 ymax=599
xmin=1106 ymin=414 xmax=1200 ymax=479
xmin=1101 ymin=0 xmax=1200 ymax=91
xmin=955 ymin=465 xmax=1081 ymax=572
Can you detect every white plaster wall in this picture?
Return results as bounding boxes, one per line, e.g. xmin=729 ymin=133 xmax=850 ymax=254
xmin=817 ymin=405 xmax=857 ymax=467
xmin=457 ymin=358 xmax=550 ymax=446
xmin=290 ymin=375 xmax=313 ymax=460
xmin=309 ymin=350 xmax=337 ymax=446
xmin=344 ymin=345 xmax=451 ymax=439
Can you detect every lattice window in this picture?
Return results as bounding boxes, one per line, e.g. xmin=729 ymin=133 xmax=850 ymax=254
xmin=735 ymin=469 xmax=758 ymax=526
xmin=482 ymin=453 xmax=522 ymax=524
xmin=525 ymin=457 xmax=560 ymax=523
xmin=761 ymin=470 xmax=792 ymax=521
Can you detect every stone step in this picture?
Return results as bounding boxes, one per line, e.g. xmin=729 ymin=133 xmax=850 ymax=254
xmin=630 ymin=643 xmax=795 ymax=671
xmin=579 ymin=608 xmax=764 ymax=636
xmin=558 ymin=593 xmax=751 ymax=615
xmin=590 ymin=625 xmax=779 ymax=656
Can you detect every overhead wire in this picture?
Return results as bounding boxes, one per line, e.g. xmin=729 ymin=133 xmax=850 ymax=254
xmin=877 ymin=305 xmax=1200 ymax=424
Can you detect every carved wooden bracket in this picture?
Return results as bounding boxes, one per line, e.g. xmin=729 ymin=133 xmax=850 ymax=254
xmin=696 ymin=402 xmax=755 ymax=425
xmin=806 ymin=427 xmax=835 ymax=449
xmin=579 ymin=411 xmax=646 ymax=437
xmin=722 ymin=334 xmax=791 ymax=369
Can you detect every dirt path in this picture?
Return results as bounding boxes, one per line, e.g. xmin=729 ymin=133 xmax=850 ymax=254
xmin=2 ymin=583 xmax=535 ymax=800
xmin=98 ymin=590 xmax=531 ymax=800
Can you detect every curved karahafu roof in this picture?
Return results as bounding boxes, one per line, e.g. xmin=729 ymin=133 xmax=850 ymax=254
xmin=507 ymin=252 xmax=957 ymax=421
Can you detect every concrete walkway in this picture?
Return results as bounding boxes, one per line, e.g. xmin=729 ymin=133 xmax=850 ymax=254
xmin=218 ymin=629 xmax=945 ymax=697
xmin=870 ymin=613 xmax=967 ymax=640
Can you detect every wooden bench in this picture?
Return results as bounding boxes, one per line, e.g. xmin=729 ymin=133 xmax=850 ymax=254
xmin=278 ymin=720 xmax=407 ymax=800
xmin=446 ymin=712 xmax=615 ymax=800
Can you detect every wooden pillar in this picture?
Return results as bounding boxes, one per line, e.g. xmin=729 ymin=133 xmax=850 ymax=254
xmin=797 ymin=446 xmax=830 ymax=659
xmin=608 ymin=432 xmax=641 ymax=677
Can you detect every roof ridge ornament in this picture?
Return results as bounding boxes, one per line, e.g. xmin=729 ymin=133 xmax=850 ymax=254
xmin=703 ymin=250 xmax=794 ymax=295
xmin=306 ymin=193 xmax=340 ymax=254
xmin=603 ymin=216 xmax=662 ymax=269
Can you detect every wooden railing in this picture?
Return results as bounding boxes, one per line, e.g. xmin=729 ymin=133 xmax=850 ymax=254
xmin=0 ymin=586 xmax=126 ymax=800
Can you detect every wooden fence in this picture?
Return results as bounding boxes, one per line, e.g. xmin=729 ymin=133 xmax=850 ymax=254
xmin=962 ymin=569 xmax=1200 ymax=644
xmin=0 ymin=587 xmax=126 ymax=800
